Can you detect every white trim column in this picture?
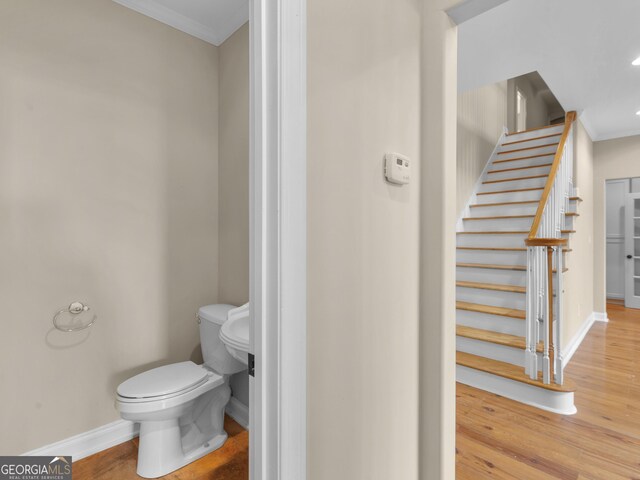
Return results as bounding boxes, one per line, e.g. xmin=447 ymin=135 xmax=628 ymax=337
xmin=249 ymin=0 xmax=307 ymax=479
xmin=419 ymin=2 xmax=458 ymax=479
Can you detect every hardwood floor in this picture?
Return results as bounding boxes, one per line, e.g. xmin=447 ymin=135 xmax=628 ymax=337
xmin=456 ymin=303 xmax=640 ymax=479
xmin=73 ymin=416 xmax=248 ymax=480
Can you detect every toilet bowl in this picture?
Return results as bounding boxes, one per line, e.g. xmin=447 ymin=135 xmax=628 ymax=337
xmin=116 ymin=304 xmax=247 ymax=478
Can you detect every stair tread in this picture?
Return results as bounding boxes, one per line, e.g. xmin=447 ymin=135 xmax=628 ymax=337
xmin=493 ymin=153 xmax=555 ymax=164
xmin=502 ymin=133 xmax=561 ymax=146
xmin=456 ymin=351 xmax=576 ymax=393
xmin=470 ymin=200 xmax=539 ymax=208
xmin=477 ymin=187 xmax=544 ymax=196
xmin=569 ymin=196 xmax=583 ymax=202
xmin=566 ymin=212 xmax=580 ymax=217
xmin=498 ymin=142 xmax=560 ymax=156
xmin=505 ymin=124 xmax=565 ymax=137
xmin=456 ymin=325 xmax=534 ymax=350
xmin=456 ymin=301 xmax=526 ymax=319
xmin=457 ymin=262 xmax=569 ymax=273
xmin=464 ymin=215 xmax=534 ymax=221
xmin=457 ymin=231 xmax=529 ymax=234
xmin=457 ymin=246 xmax=571 ymax=253
xmin=483 ymin=174 xmax=548 ymax=185
xmin=456 ymin=280 xmax=526 ymax=294
xmin=488 ymin=163 xmax=553 ymax=174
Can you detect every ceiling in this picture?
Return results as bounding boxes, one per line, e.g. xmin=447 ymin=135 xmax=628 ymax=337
xmin=458 ymin=0 xmax=640 ymax=141
xmin=113 ymin=0 xmax=248 ymax=46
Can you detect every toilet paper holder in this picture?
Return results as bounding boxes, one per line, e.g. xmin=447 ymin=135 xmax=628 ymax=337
xmin=53 ymin=302 xmax=95 ymax=332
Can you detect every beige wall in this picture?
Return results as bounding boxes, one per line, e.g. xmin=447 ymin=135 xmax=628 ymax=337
xmin=218 ymin=23 xmax=250 ymax=409
xmin=562 ymin=120 xmax=595 ymax=346
xmin=593 ymin=135 xmax=640 ymax=313
xmin=0 ymin=0 xmax=220 ymax=454
xmin=457 ymin=81 xmax=507 ymax=213
xmin=307 ymin=0 xmax=422 ymax=478
xmin=218 ymin=23 xmax=250 ymax=307
xmin=507 ymin=75 xmax=551 ymax=132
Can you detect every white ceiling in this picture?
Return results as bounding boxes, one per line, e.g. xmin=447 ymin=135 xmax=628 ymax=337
xmin=113 ymin=0 xmax=248 ymax=46
xmin=458 ymin=0 xmax=640 ymax=141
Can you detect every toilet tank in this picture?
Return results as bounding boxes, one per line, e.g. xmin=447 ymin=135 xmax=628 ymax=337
xmin=198 ymin=304 xmax=246 ymax=375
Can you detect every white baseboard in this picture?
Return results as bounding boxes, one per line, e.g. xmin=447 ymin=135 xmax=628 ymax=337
xmin=226 ymin=396 xmax=249 ymax=430
xmin=562 ymin=311 xmax=609 ymax=369
xmin=21 ymin=396 xmax=249 ymax=462
xmin=593 ymin=311 xmax=609 ymax=323
xmin=22 ymin=419 xmax=139 ymax=462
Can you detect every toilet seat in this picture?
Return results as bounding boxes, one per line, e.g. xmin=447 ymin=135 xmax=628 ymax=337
xmin=117 ymin=361 xmax=210 ymax=401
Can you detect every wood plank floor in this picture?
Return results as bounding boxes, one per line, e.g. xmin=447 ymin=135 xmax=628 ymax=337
xmin=456 ymin=303 xmax=640 ymax=479
xmin=73 ymin=416 xmax=248 ymax=480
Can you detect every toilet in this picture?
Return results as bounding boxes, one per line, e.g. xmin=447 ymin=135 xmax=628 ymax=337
xmin=116 ymin=304 xmax=246 ymax=479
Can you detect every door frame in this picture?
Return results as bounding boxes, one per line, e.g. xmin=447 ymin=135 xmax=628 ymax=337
xmin=625 ymin=192 xmax=640 ymax=308
xmin=249 ymin=0 xmax=307 ymax=479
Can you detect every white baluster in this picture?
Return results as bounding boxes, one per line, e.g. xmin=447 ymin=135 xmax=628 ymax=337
xmin=542 ymin=248 xmax=550 ymax=384
xmin=556 ymin=246 xmax=564 ymax=384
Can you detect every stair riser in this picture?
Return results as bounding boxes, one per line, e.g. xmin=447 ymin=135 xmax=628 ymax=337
xmin=564 ymin=216 xmax=575 ymax=230
xmin=504 ymin=126 xmax=564 ymax=143
xmin=497 ymin=144 xmax=558 ymax=161
xmin=486 ymin=165 xmax=551 ymax=181
xmin=457 ymin=233 xmax=528 ymax=248
xmin=457 ymin=249 xmax=527 ymax=265
xmin=457 ymin=266 xmax=526 ymax=285
xmin=502 ymin=134 xmax=562 ymax=150
xmin=457 ymin=286 xmax=526 ymax=310
xmin=469 ymin=204 xmax=539 ymax=217
xmin=492 ymin=154 xmax=556 ymax=170
xmin=456 ymin=309 xmax=526 ymax=336
xmin=457 ymin=336 xmax=531 ymax=367
xmin=463 ymin=217 xmax=533 ymax=232
xmin=475 ymin=190 xmax=542 ymax=204
xmin=479 ymin=177 xmax=548 ymax=194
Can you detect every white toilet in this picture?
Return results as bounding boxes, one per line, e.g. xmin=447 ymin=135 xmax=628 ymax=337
xmin=116 ymin=304 xmax=246 ymax=479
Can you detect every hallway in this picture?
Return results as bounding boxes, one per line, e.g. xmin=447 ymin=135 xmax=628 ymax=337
xmin=456 ymin=304 xmax=640 ymax=479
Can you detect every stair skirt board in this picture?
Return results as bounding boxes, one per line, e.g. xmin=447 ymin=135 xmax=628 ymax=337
xmin=457 ymin=365 xmax=577 ymax=415
xmin=456 ymin=336 xmax=536 ymax=367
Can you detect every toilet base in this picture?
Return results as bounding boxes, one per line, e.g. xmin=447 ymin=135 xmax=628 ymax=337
xmin=137 ymin=419 xmax=228 ymax=479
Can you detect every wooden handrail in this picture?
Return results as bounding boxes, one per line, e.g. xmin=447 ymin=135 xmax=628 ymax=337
xmin=527 ymin=111 xmax=577 ymax=240
xmin=524 ymin=238 xmax=568 ymax=247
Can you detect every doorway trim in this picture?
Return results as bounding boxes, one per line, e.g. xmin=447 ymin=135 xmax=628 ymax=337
xmin=249 ymin=0 xmax=307 ymax=479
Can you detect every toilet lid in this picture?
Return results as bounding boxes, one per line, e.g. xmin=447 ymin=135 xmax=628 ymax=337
xmin=117 ymin=361 xmax=209 ymax=399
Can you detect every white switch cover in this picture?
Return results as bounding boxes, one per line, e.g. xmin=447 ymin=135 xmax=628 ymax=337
xmin=384 ymin=153 xmax=410 ymax=185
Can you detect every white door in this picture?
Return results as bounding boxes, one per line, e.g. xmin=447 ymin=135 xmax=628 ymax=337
xmin=625 ymin=192 xmax=640 ymax=308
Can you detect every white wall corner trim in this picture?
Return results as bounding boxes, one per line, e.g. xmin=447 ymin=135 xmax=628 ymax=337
xmin=21 ymin=420 xmax=139 ymax=462
xmin=562 ymin=311 xmax=608 ymax=369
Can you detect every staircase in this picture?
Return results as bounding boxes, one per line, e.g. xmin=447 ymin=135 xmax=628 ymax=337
xmin=456 ymin=116 xmax=580 ymax=415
